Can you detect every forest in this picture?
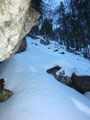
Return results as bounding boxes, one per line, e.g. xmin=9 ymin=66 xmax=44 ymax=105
xmin=31 ymin=0 xmax=90 ymax=59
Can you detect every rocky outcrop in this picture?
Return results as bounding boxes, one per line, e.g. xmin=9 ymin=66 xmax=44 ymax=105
xmin=47 ymin=66 xmax=72 ymax=86
xmin=0 ymin=0 xmax=40 ymax=62
xmin=56 ymin=72 xmax=72 ymax=86
xmin=71 ymin=73 xmax=90 ymax=93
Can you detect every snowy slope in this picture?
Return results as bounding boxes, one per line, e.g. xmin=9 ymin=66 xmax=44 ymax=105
xmin=0 ymin=37 xmax=90 ymax=120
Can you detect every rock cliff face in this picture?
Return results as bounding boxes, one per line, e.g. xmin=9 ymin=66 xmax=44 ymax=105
xmin=0 ymin=0 xmax=40 ymax=61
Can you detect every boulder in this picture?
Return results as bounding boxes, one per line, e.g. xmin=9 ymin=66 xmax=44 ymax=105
xmin=0 ymin=89 xmax=13 ymax=102
xmin=56 ymin=71 xmax=72 ymax=86
xmin=47 ymin=66 xmax=61 ymax=74
xmin=0 ymin=0 xmax=40 ymax=62
xmin=47 ymin=66 xmax=90 ymax=94
xmin=71 ymin=73 xmax=90 ymax=93
xmin=47 ymin=66 xmax=72 ymax=86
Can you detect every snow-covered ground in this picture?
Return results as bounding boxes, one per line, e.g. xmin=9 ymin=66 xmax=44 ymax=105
xmin=0 ymin=37 xmax=90 ymax=120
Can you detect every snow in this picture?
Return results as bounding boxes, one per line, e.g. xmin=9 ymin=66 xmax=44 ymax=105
xmin=0 ymin=37 xmax=90 ymax=120
xmin=84 ymin=92 xmax=90 ymax=100
xmin=72 ymin=98 xmax=90 ymax=116
xmin=56 ymin=67 xmax=76 ymax=77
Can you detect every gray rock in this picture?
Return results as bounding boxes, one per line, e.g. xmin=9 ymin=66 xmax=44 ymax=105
xmin=0 ymin=89 xmax=13 ymax=102
xmin=47 ymin=66 xmax=61 ymax=74
xmin=61 ymin=52 xmax=65 ymax=54
xmin=0 ymin=0 xmax=40 ymax=62
xmin=57 ymin=75 xmax=72 ymax=86
xmin=47 ymin=66 xmax=72 ymax=86
xmin=71 ymin=73 xmax=90 ymax=93
xmin=47 ymin=66 xmax=90 ymax=94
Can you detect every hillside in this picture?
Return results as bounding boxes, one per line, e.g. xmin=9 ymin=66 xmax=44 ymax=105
xmin=0 ymin=37 xmax=90 ymax=120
